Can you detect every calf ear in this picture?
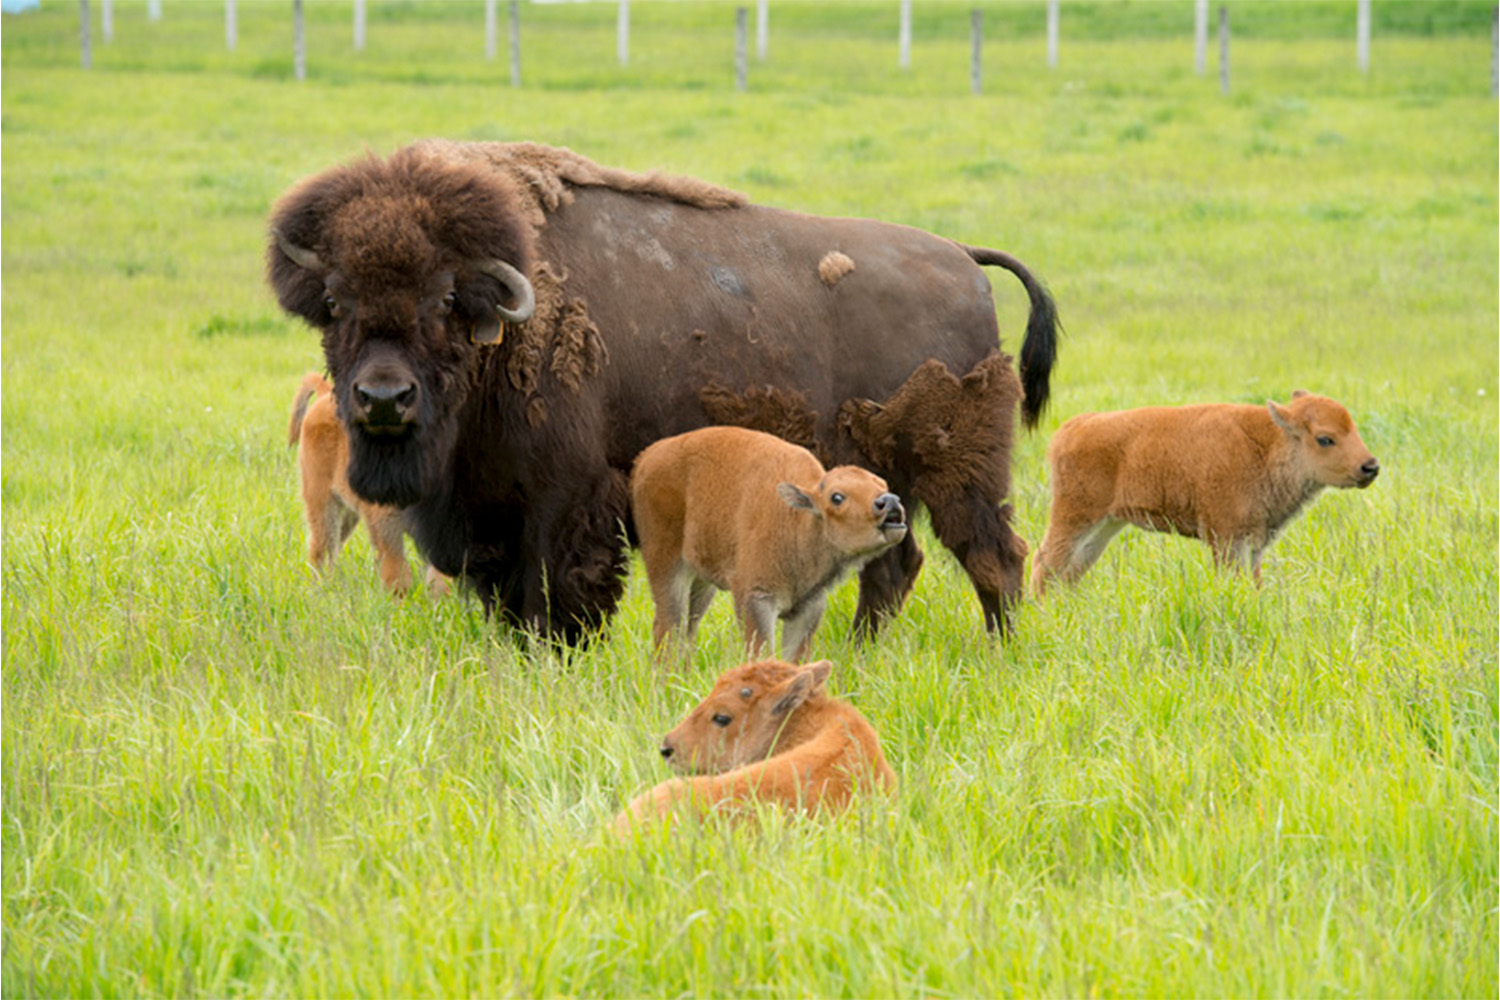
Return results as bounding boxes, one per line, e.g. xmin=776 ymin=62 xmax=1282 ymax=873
xmin=778 ymin=483 xmax=817 ymax=513
xmin=1291 ymin=388 xmax=1310 ymax=399
xmin=803 ymin=660 xmax=833 ymax=690
xmin=1267 ymin=400 xmax=1300 ymax=437
xmin=770 ymin=670 xmax=818 ymax=717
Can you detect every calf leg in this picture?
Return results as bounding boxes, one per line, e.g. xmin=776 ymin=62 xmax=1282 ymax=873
xmin=647 ymin=559 xmax=695 ymax=650
xmin=363 ymin=505 xmax=414 ymax=596
xmin=735 ymin=591 xmax=780 ymax=660
xmin=852 ymin=531 xmax=925 ymax=639
xmin=1033 ymin=515 xmax=1127 ymax=593
xmin=779 ymin=592 xmax=828 ymax=663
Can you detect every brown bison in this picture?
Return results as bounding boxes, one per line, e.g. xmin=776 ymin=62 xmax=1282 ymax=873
xmin=612 ymin=658 xmax=896 ymax=836
xmin=1031 ymin=390 xmax=1380 ymax=590
xmin=288 ymin=373 xmax=449 ymax=596
xmin=631 ymin=426 xmax=907 ymax=661
xmin=267 ymin=142 xmax=1058 ymax=643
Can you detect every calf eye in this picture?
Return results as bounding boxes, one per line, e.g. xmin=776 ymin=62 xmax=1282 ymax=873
xmin=830 ymin=492 xmax=846 ymax=506
xmin=1316 ymin=435 xmax=1334 ymax=447
xmin=711 ymin=713 xmax=733 ymax=727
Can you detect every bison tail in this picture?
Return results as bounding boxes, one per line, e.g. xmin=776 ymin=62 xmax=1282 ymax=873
xmin=288 ymin=372 xmax=331 ymax=447
xmin=961 ymin=245 xmax=1059 ymax=430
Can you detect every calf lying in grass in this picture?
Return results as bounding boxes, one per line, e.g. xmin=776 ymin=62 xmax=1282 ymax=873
xmin=288 ymin=373 xmax=448 ymax=596
xmin=612 ymin=659 xmax=896 ymax=836
xmin=1032 ymin=390 xmax=1379 ymax=591
xmin=630 ymin=426 xmax=907 ymax=660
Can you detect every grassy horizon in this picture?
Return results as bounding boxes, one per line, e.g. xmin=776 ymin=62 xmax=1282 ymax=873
xmin=3 ymin=2 xmax=1497 ymax=996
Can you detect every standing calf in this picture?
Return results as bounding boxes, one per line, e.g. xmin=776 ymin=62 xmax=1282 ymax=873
xmin=1032 ymin=390 xmax=1379 ymax=590
xmin=612 ymin=658 xmax=896 ymax=836
xmin=630 ymin=426 xmax=908 ymax=661
xmin=288 ymin=373 xmax=447 ymax=596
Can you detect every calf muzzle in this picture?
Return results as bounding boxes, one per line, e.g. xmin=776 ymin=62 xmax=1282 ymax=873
xmin=1357 ymin=457 xmax=1380 ymax=488
xmin=874 ymin=492 xmax=907 ymax=530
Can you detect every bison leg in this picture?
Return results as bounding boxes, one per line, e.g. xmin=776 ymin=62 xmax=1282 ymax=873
xmin=520 ymin=471 xmax=630 ymax=643
xmin=927 ymin=493 xmax=1029 ymax=635
xmin=852 ymin=530 xmax=924 ymax=638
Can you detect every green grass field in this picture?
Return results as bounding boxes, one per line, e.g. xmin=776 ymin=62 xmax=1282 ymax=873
xmin=3 ymin=1 xmax=1496 ymax=996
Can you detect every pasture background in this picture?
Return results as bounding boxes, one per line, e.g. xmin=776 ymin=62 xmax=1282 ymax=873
xmin=2 ymin=1 xmax=1496 ymax=996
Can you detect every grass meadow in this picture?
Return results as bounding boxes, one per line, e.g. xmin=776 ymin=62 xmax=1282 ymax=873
xmin=3 ymin=1 xmax=1497 ymax=996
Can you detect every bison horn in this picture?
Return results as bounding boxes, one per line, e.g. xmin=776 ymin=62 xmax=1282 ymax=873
xmin=476 ymin=259 xmax=536 ymax=324
xmin=272 ymin=228 xmax=326 ymax=272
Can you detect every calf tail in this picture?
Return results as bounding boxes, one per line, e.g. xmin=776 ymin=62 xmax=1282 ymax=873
xmin=960 ymin=245 xmax=1060 ymax=430
xmin=288 ymin=372 xmax=331 ymax=447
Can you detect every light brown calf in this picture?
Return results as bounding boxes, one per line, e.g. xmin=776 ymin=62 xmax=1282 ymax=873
xmin=288 ymin=373 xmax=448 ymax=596
xmin=1032 ymin=390 xmax=1379 ymax=591
xmin=630 ymin=426 xmax=908 ymax=661
xmin=612 ymin=659 xmax=896 ymax=836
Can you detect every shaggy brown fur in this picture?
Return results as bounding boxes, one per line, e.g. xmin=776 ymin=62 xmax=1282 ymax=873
xmin=631 ymin=427 xmax=906 ymax=661
xmin=612 ymin=659 xmax=896 ymax=836
xmin=698 ymin=383 xmax=821 ymax=455
xmin=288 ymin=373 xmax=448 ymax=596
xmin=817 ymin=251 xmax=856 ymax=286
xmin=1032 ymin=391 xmax=1380 ymax=590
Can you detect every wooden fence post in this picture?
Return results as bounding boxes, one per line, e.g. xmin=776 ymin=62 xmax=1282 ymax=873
xmin=102 ymin=0 xmax=112 ymax=43
xmin=971 ymin=8 xmax=982 ymax=95
xmin=509 ymin=0 xmax=521 ymax=87
xmin=1194 ymin=0 xmax=1208 ymax=74
xmin=1218 ymin=4 xmax=1229 ymax=95
xmin=1047 ymin=0 xmax=1059 ymax=68
xmin=80 ymin=0 xmax=91 ymax=69
xmin=354 ymin=0 xmax=366 ymax=52
xmin=735 ymin=6 xmax=748 ymax=91
xmin=485 ymin=0 xmax=497 ymax=60
xmin=898 ymin=0 xmax=911 ymax=70
xmin=1357 ymin=0 xmax=1370 ymax=73
xmin=618 ymin=0 xmax=629 ymax=66
xmin=295 ymin=0 xmax=306 ymax=81
xmin=756 ymin=0 xmax=768 ymax=61
xmin=226 ymin=0 xmax=236 ymax=51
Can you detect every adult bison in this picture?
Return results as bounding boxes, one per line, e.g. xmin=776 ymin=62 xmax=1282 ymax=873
xmin=267 ymin=141 xmax=1058 ymax=643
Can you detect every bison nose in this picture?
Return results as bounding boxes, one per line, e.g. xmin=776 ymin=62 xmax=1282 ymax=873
xmin=1359 ymin=457 xmax=1380 ymax=487
xmin=659 ymin=743 xmax=674 ymax=760
xmin=354 ymin=380 xmax=418 ymax=430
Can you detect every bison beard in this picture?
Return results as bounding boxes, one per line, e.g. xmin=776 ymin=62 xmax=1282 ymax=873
xmin=267 ymin=141 xmax=1059 ymax=643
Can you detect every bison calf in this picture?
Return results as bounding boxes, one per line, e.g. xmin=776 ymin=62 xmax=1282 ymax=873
xmin=630 ymin=426 xmax=908 ymax=661
xmin=612 ymin=658 xmax=896 ymax=836
xmin=289 ymin=373 xmax=448 ymax=596
xmin=1032 ymin=390 xmax=1379 ymax=590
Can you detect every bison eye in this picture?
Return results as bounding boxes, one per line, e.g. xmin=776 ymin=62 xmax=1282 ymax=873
xmin=711 ymin=713 xmax=733 ymax=727
xmin=1316 ymin=435 xmax=1335 ymax=447
xmin=323 ymin=294 xmax=341 ymax=318
xmin=440 ymin=290 xmax=457 ymax=315
xmin=830 ymin=492 xmax=846 ymax=506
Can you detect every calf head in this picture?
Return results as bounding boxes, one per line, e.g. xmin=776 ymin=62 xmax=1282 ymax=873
xmin=777 ymin=466 xmax=908 ymax=557
xmin=1268 ymin=390 xmax=1380 ymax=490
xmin=659 ymin=659 xmax=833 ymax=773
xmin=268 ymin=147 xmax=536 ymax=508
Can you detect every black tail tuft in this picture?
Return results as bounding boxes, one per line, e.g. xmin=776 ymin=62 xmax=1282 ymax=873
xmin=960 ymin=245 xmax=1060 ymax=430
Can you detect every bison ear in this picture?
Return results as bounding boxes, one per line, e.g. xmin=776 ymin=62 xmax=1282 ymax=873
xmin=1267 ymin=400 xmax=1300 ymax=438
xmin=777 ymin=483 xmax=817 ymax=513
xmin=470 ymin=314 xmax=504 ymax=346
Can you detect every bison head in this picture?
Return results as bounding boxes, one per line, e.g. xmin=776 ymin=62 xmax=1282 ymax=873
xmin=267 ymin=147 xmax=536 ymax=507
